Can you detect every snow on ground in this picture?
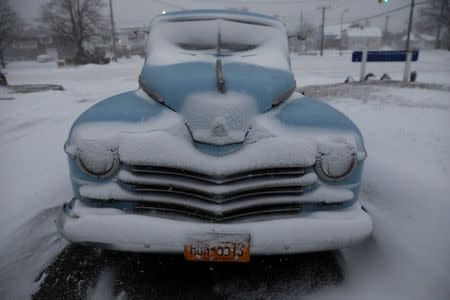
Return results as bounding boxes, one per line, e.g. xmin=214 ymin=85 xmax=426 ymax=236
xmin=303 ymin=84 xmax=450 ymax=300
xmin=292 ymin=49 xmax=450 ymax=86
xmin=0 ymin=51 xmax=449 ymax=299
xmin=0 ymin=57 xmax=143 ymax=299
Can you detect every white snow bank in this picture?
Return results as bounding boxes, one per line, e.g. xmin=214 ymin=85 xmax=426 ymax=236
xmin=301 ymin=81 xmax=450 ymax=300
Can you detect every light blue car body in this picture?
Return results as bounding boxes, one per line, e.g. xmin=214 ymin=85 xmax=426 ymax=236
xmin=58 ymin=10 xmax=372 ymax=254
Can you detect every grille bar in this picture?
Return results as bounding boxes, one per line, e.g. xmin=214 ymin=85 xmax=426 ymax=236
xmin=112 ymin=164 xmax=317 ymax=221
xmin=129 ymin=165 xmax=305 ymax=184
xmin=119 ymin=171 xmax=316 ymax=202
xmin=131 ymin=184 xmax=304 ymax=203
xmin=132 ymin=202 xmax=303 ymax=222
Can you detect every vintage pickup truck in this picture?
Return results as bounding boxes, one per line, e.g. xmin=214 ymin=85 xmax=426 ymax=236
xmin=57 ymin=10 xmax=372 ymax=262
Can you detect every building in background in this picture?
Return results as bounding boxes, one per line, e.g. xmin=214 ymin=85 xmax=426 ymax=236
xmin=342 ymin=24 xmax=383 ymax=50
xmin=4 ymin=27 xmax=54 ymax=61
xmin=322 ymin=24 xmax=351 ymax=49
xmin=116 ymin=26 xmax=149 ymax=58
xmin=400 ymin=32 xmax=435 ymax=49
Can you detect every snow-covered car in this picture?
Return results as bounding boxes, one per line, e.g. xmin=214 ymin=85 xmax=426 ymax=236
xmin=57 ymin=10 xmax=373 ymax=262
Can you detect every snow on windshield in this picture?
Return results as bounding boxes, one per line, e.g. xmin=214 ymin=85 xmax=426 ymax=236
xmin=146 ymin=17 xmax=290 ymax=70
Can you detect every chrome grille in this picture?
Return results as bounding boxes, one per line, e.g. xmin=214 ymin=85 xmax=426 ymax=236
xmin=129 ymin=165 xmax=306 ymax=184
xmin=115 ymin=165 xmax=317 ymax=221
xmin=132 ymin=184 xmax=304 ymax=202
xmin=132 ymin=201 xmax=304 ymax=222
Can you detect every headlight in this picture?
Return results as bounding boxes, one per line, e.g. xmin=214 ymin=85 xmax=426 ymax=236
xmin=76 ymin=143 xmax=120 ymax=178
xmin=315 ymin=148 xmax=357 ymax=182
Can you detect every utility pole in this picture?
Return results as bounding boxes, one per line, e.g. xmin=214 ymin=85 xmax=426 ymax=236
xmin=384 ymin=15 xmax=390 ymax=34
xmin=382 ymin=15 xmax=390 ymax=45
xmin=298 ymin=10 xmax=303 ymax=55
xmin=109 ymin=0 xmax=117 ymax=62
xmin=435 ymin=0 xmax=445 ymax=49
xmin=403 ymin=0 xmax=415 ymax=83
xmin=300 ymin=10 xmax=303 ymax=28
xmin=319 ymin=6 xmax=330 ymax=56
xmin=383 ymin=15 xmax=390 ymax=41
xmin=340 ymin=9 xmax=349 ymax=56
xmin=404 ymin=0 xmax=415 ymax=52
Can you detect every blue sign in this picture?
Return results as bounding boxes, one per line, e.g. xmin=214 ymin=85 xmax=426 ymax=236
xmin=352 ymin=50 xmax=419 ymax=62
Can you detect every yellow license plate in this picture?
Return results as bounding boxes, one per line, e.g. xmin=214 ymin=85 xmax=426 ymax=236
xmin=184 ymin=233 xmax=251 ymax=263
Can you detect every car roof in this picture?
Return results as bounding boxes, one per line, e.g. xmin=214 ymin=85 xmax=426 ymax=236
xmin=152 ymin=9 xmax=285 ymax=31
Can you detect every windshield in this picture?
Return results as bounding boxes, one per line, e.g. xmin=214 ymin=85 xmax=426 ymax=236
xmin=177 ymin=42 xmax=258 ymax=53
xmin=146 ymin=17 xmax=290 ymax=70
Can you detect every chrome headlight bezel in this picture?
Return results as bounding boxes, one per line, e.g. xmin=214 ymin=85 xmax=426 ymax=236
xmin=315 ymin=151 xmax=357 ymax=182
xmin=73 ymin=145 xmax=120 ymax=178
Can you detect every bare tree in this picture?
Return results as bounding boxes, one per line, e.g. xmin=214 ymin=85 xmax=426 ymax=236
xmin=295 ymin=20 xmax=315 ymax=54
xmin=0 ymin=0 xmax=22 ymax=68
xmin=39 ymin=0 xmax=107 ymax=62
xmin=297 ymin=20 xmax=315 ymax=41
xmin=416 ymin=0 xmax=450 ymax=49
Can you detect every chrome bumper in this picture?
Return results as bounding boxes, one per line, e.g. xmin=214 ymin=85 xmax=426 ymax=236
xmin=56 ymin=199 xmax=373 ymax=255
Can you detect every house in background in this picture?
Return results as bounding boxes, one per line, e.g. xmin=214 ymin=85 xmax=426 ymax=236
xmin=343 ymin=24 xmax=383 ymax=50
xmin=4 ymin=27 xmax=54 ymax=61
xmin=323 ymin=24 xmax=351 ymax=49
xmin=116 ymin=26 xmax=149 ymax=57
xmin=400 ymin=33 xmax=435 ymax=49
xmin=5 ymin=35 xmax=40 ymax=60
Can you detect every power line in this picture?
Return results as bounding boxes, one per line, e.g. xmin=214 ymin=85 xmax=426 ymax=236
xmin=348 ymin=0 xmax=434 ymax=25
xmin=306 ymin=2 xmax=416 ymax=31
xmin=180 ymin=0 xmax=316 ymax=4
xmin=153 ymin=0 xmax=186 ymax=11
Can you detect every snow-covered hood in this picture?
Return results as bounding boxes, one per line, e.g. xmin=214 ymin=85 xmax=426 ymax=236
xmin=139 ymin=62 xmax=296 ymax=145
xmin=66 ymin=90 xmax=366 ymax=171
xmin=139 ymin=62 xmax=295 ymax=112
xmin=180 ymin=91 xmax=257 ymax=145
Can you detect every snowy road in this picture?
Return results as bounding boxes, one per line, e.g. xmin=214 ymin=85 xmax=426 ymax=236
xmin=1 ymin=51 xmax=450 ymax=299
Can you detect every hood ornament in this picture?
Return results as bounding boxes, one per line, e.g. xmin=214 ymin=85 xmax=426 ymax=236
xmin=215 ymin=24 xmax=225 ymax=94
xmin=212 ymin=116 xmax=228 ymax=137
xmin=216 ymin=59 xmax=225 ymax=94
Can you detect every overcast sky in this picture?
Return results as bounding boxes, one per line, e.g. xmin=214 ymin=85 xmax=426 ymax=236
xmin=10 ymin=0 xmax=412 ymax=33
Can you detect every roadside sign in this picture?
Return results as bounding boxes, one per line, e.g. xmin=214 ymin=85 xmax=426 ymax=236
xmin=352 ymin=50 xmax=419 ymax=62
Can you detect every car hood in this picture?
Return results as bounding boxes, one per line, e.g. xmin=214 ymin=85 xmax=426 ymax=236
xmin=67 ymin=90 xmax=366 ymax=163
xmin=139 ymin=62 xmax=296 ymax=145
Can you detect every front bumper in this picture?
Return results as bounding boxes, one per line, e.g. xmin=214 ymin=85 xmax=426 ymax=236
xmin=56 ymin=199 xmax=373 ymax=255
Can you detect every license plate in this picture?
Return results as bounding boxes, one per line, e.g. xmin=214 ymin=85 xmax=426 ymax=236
xmin=184 ymin=233 xmax=251 ymax=263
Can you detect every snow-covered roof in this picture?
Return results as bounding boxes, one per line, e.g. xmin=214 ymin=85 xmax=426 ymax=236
xmin=402 ymin=33 xmax=435 ymax=42
xmin=419 ymin=33 xmax=434 ymax=41
xmin=324 ymin=24 xmax=350 ymax=37
xmin=346 ymin=26 xmax=382 ymax=38
xmin=402 ymin=33 xmax=418 ymax=41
